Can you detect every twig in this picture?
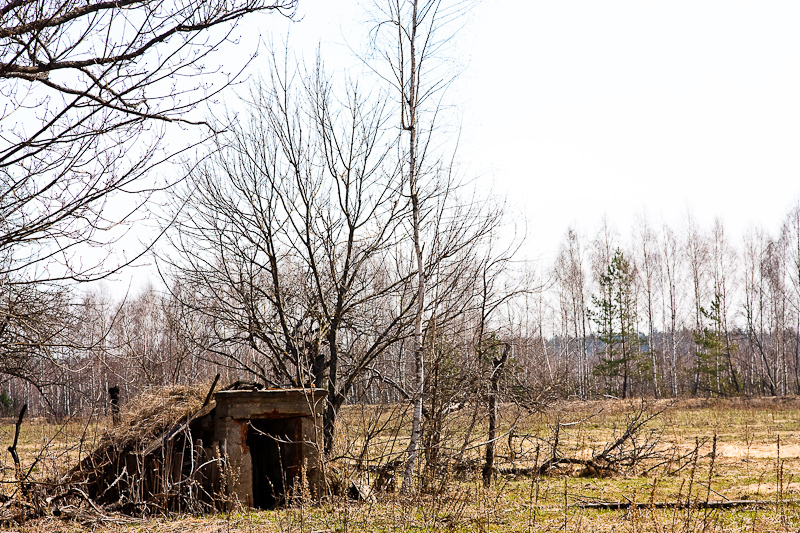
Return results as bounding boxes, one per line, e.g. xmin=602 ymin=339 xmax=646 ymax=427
xmin=69 ymin=487 xmax=136 ymax=524
xmin=557 ymin=409 xmax=604 ymax=427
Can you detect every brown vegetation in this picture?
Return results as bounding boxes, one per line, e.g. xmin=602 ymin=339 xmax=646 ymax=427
xmin=0 ymin=397 xmax=799 ymax=532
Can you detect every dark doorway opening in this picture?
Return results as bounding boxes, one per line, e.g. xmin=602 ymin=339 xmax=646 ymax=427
xmin=246 ymin=418 xmax=303 ymax=509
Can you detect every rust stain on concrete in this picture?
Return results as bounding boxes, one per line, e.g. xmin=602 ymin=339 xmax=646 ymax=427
xmin=235 ymin=419 xmax=249 ymax=453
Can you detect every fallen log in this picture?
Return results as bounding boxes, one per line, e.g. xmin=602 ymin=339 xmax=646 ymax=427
xmin=574 ymin=499 xmax=800 ymax=510
xmin=498 ymin=458 xmax=616 ymax=478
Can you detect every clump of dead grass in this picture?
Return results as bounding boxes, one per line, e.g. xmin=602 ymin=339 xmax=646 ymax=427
xmin=107 ymin=383 xmax=209 ymax=452
xmin=0 ymin=385 xmax=214 ymax=527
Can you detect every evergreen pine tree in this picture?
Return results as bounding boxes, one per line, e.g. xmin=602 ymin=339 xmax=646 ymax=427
xmin=589 ymin=249 xmax=640 ymax=399
xmin=694 ymin=293 xmax=739 ymax=396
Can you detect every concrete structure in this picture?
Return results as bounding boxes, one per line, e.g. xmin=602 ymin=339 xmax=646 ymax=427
xmin=192 ymin=388 xmax=327 ymax=509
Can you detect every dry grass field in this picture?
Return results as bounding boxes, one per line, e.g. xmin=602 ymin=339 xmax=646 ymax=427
xmin=2 ymin=397 xmax=800 ymax=532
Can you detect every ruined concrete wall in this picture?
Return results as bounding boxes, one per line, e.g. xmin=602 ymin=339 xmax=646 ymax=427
xmin=211 ymin=389 xmax=327 ymax=508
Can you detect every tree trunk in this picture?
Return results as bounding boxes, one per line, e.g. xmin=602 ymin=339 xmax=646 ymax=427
xmin=483 ymin=344 xmax=509 ymax=488
xmin=324 ymin=331 xmax=339 ymax=456
xmin=402 ymin=0 xmax=424 ymax=493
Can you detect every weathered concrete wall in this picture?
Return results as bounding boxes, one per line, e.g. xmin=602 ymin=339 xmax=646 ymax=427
xmin=211 ymin=389 xmax=326 ymax=508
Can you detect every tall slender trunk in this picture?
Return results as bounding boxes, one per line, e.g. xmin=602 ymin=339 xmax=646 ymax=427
xmin=648 ymin=295 xmax=658 ymax=398
xmin=671 ymin=322 xmax=678 ymax=398
xmin=664 ymin=232 xmax=679 ymax=398
xmin=402 ymin=0 xmax=424 ymax=492
xmin=722 ymin=304 xmax=740 ymax=393
xmin=795 ymin=220 xmax=800 ymax=394
xmin=692 ymin=277 xmax=702 ymax=396
xmin=795 ymin=314 xmax=800 ymax=394
xmin=580 ymin=304 xmax=588 ymax=398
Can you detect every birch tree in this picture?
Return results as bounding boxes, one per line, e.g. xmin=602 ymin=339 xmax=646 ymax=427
xmin=685 ymin=215 xmax=710 ymax=395
xmin=660 ymin=224 xmax=682 ymax=397
xmin=634 ymin=215 xmax=661 ymax=397
xmin=366 ymin=0 xmax=472 ymax=491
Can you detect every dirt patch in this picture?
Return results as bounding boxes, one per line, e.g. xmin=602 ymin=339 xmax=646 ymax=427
xmin=716 ymin=442 xmax=800 ymax=459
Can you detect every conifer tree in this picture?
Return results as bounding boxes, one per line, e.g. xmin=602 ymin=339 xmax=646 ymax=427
xmin=694 ymin=293 xmax=740 ymax=395
xmin=589 ymin=249 xmax=640 ymax=399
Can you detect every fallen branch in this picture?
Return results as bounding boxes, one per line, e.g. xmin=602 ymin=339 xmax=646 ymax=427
xmin=538 ymin=457 xmax=616 ymax=477
xmin=498 ymin=465 xmax=539 ymax=476
xmin=573 ymin=499 xmax=800 ymax=510
xmin=537 ymin=399 xmax=673 ymax=478
xmin=497 ymin=458 xmax=616 ymax=478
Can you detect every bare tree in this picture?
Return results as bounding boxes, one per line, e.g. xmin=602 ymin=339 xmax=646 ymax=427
xmin=709 ymin=219 xmax=740 ymax=394
xmin=553 ymin=228 xmax=589 ymax=398
xmin=742 ymin=227 xmax=777 ymax=395
xmin=634 ymin=214 xmax=661 ymax=398
xmin=780 ymin=203 xmax=800 ymax=393
xmin=1 ymin=0 xmax=295 ymax=279
xmin=365 ymin=0 xmax=473 ymax=491
xmin=164 ymin=46 xmax=508 ymax=459
xmin=482 ymin=341 xmax=509 ymax=487
xmin=684 ymin=214 xmax=709 ymax=395
xmin=111 ymin=284 xmax=193 ymax=388
xmin=0 ymin=0 xmax=295 ymax=394
xmin=164 ymin=55 xmax=413 ymax=453
xmin=659 ymin=223 xmax=682 ymax=398
xmin=591 ymin=217 xmax=619 ymax=285
xmin=0 ymin=282 xmax=72 ymax=385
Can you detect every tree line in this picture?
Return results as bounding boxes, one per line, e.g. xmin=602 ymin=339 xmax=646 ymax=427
xmin=546 ymin=211 xmax=800 ymax=400
xmin=5 ymin=206 xmax=800 ymax=418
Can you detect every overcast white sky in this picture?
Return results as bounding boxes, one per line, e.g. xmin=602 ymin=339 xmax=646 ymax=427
xmin=111 ymin=1 xmax=800 ymax=294
xmin=260 ymin=0 xmax=800 ymax=263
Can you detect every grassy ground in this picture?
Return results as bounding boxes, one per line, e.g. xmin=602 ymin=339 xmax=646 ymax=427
xmin=4 ymin=397 xmax=800 ymax=532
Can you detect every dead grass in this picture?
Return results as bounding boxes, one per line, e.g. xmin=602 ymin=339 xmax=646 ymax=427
xmin=108 ymin=384 xmax=208 ymax=449
xmin=0 ymin=384 xmax=210 ymax=499
xmin=4 ymin=396 xmax=800 ymax=532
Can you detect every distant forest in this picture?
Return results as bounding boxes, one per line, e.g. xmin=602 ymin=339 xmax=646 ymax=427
xmin=7 ymin=205 xmax=800 ymax=418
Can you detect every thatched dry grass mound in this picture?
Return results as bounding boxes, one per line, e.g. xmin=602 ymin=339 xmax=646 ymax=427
xmin=67 ymin=383 xmax=217 ymax=516
xmin=106 ymin=384 xmax=208 ymax=451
